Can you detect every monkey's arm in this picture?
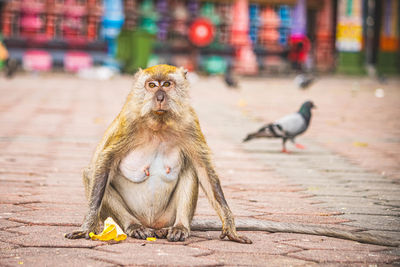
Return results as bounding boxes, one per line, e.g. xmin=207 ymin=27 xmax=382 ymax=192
xmin=65 ymin=117 xmax=128 ymax=239
xmin=190 ymin=117 xmax=251 ymax=244
xmin=194 ymin=163 xmax=251 ymax=244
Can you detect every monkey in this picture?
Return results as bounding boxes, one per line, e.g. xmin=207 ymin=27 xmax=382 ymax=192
xmin=65 ymin=64 xmax=398 ymax=247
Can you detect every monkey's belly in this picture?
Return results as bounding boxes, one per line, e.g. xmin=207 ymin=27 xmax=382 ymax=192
xmin=115 ymin=142 xmax=182 ymax=228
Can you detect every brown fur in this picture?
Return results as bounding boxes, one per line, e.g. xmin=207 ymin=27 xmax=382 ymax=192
xmin=65 ymin=64 xmax=250 ymax=244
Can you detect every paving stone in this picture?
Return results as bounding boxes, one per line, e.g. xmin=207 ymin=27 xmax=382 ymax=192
xmin=201 ymin=251 xmax=318 ymax=266
xmin=225 ymin=183 xmax=304 ymax=193
xmin=317 ymin=203 xmax=400 ymax=216
xmin=195 ymin=197 xmax=263 ymax=217
xmin=33 ymin=187 xmax=87 ymax=204
xmin=0 ymin=219 xmax=25 ymax=230
xmin=381 ymin=247 xmax=400 ymax=257
xmin=305 ymin=187 xmax=372 ymax=197
xmin=6 ymin=226 xmax=101 ymax=248
xmin=95 ymin=242 xmax=219 ymax=266
xmin=278 ymin=234 xmax=389 ymax=251
xmin=288 ymin=249 xmax=400 ymax=264
xmin=0 ymin=204 xmax=31 ymax=220
xmin=253 ymin=213 xmax=350 ymax=225
xmin=0 ymin=240 xmax=19 ymax=257
xmin=340 ymin=214 xmax=400 ymax=231
xmin=21 ymin=202 xmax=87 ymax=213
xmin=189 ymin=231 xmax=302 ymax=255
xmin=247 ymin=205 xmax=342 ymax=216
xmin=8 ymin=209 xmax=83 ymax=226
xmin=229 ymin=192 xmax=314 ymax=206
xmin=363 ymin=230 xmax=400 ymax=242
xmin=0 ymin=247 xmax=114 ymax=267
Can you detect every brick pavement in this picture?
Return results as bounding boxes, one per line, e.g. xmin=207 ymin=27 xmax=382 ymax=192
xmin=0 ymin=74 xmax=399 ymax=266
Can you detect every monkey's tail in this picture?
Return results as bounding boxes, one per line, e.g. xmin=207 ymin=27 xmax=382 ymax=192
xmin=191 ymin=218 xmax=399 ymax=247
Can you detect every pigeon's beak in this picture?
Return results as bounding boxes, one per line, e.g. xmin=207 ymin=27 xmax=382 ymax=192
xmin=312 ymin=105 xmax=317 ymax=109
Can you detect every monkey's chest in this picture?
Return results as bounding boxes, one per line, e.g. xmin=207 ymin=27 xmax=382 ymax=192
xmin=114 ymin=141 xmax=182 ymax=225
xmin=119 ymin=141 xmax=182 ymax=183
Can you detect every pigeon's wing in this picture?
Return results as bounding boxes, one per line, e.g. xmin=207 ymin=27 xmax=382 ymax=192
xmin=275 ymin=113 xmax=307 ymax=137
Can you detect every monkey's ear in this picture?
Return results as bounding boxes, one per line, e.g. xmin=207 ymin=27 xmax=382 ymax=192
xmin=133 ymin=68 xmax=144 ymax=79
xmin=179 ymin=67 xmax=188 ymax=79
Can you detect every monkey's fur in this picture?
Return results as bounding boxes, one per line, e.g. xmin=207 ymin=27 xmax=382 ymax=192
xmin=65 ymin=65 xmax=398 ymax=247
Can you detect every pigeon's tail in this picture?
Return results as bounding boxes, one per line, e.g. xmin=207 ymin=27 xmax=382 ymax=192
xmin=243 ymin=124 xmax=284 ymax=142
xmin=191 ymin=218 xmax=399 ymax=247
xmin=243 ymin=132 xmax=257 ymax=142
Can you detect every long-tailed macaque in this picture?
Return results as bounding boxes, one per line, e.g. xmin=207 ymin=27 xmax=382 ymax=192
xmin=65 ymin=65 xmax=397 ymax=247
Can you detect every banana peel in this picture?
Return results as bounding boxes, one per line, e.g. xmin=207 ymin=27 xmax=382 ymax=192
xmin=89 ymin=217 xmax=127 ymax=241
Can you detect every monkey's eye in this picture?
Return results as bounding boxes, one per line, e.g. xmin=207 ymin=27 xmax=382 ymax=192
xmin=148 ymin=82 xmax=156 ymax=88
xmin=163 ymin=81 xmax=171 ymax=87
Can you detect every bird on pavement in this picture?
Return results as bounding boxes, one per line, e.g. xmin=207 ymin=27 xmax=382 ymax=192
xmin=294 ymin=74 xmax=315 ymax=89
xmin=224 ymin=62 xmax=239 ymax=89
xmin=243 ymin=101 xmax=316 ymax=153
xmin=224 ymin=70 xmax=238 ymax=88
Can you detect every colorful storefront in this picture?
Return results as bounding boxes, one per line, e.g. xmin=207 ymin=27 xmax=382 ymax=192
xmin=0 ymin=0 xmax=398 ymax=75
xmin=377 ymin=0 xmax=400 ymax=74
xmin=336 ymin=0 xmax=400 ymax=75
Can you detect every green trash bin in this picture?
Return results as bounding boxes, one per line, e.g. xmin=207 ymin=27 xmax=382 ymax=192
xmin=117 ymin=29 xmax=155 ymax=73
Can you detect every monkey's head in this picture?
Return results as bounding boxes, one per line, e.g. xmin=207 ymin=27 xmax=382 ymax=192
xmin=131 ymin=64 xmax=190 ymax=119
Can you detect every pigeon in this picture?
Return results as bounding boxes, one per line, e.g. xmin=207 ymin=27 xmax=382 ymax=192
xmin=224 ymin=62 xmax=239 ymax=89
xmin=243 ymin=101 xmax=316 ymax=153
xmin=5 ymin=58 xmax=18 ymax=78
xmin=377 ymin=74 xmax=387 ymax=84
xmin=294 ymin=74 xmax=314 ymax=89
xmin=224 ymin=70 xmax=238 ymax=88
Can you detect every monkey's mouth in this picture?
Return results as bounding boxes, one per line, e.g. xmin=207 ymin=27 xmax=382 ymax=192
xmin=154 ymin=109 xmax=167 ymax=115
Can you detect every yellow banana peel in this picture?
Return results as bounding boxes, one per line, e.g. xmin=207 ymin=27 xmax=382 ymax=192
xmin=89 ymin=217 xmax=127 ymax=241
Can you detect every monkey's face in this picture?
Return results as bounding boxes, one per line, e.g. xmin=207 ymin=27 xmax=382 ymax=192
xmin=132 ymin=65 xmax=190 ymax=118
xmin=145 ymin=80 xmax=175 ymax=115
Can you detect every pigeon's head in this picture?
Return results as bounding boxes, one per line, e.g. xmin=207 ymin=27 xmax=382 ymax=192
xmin=299 ymin=101 xmax=315 ymax=122
xmin=299 ymin=101 xmax=316 ymax=116
xmin=301 ymin=101 xmax=316 ymax=110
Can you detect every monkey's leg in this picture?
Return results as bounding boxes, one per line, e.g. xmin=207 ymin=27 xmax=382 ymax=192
xmin=155 ymin=168 xmax=198 ymax=242
xmin=102 ymin=183 xmax=155 ymax=239
xmin=194 ymin=163 xmax=252 ymax=244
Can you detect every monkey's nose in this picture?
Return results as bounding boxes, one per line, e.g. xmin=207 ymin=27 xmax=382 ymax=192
xmin=155 ymin=90 xmax=166 ymax=102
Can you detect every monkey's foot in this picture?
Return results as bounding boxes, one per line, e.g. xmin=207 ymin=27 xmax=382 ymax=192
xmin=143 ymin=166 xmax=150 ymax=176
xmin=65 ymin=230 xmax=90 ymax=239
xmin=295 ymin=143 xmax=306 ymax=149
xmin=126 ymin=224 xmax=154 ymax=239
xmin=154 ymin=228 xmax=169 ymax=239
xmin=220 ymin=228 xmax=252 ymax=244
xmin=167 ymin=225 xmax=189 ymax=242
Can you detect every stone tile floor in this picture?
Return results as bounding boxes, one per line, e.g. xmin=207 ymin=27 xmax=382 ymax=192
xmin=0 ymin=73 xmax=399 ymax=266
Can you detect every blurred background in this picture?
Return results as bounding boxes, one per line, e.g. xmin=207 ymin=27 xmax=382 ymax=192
xmin=0 ymin=0 xmax=399 ymax=77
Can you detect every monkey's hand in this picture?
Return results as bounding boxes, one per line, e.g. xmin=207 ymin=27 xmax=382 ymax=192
xmin=65 ymin=215 xmax=99 ymax=239
xmin=220 ymin=227 xmax=252 ymax=244
xmin=65 ymin=230 xmax=91 ymax=239
xmin=125 ymin=224 xmax=155 ymax=240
